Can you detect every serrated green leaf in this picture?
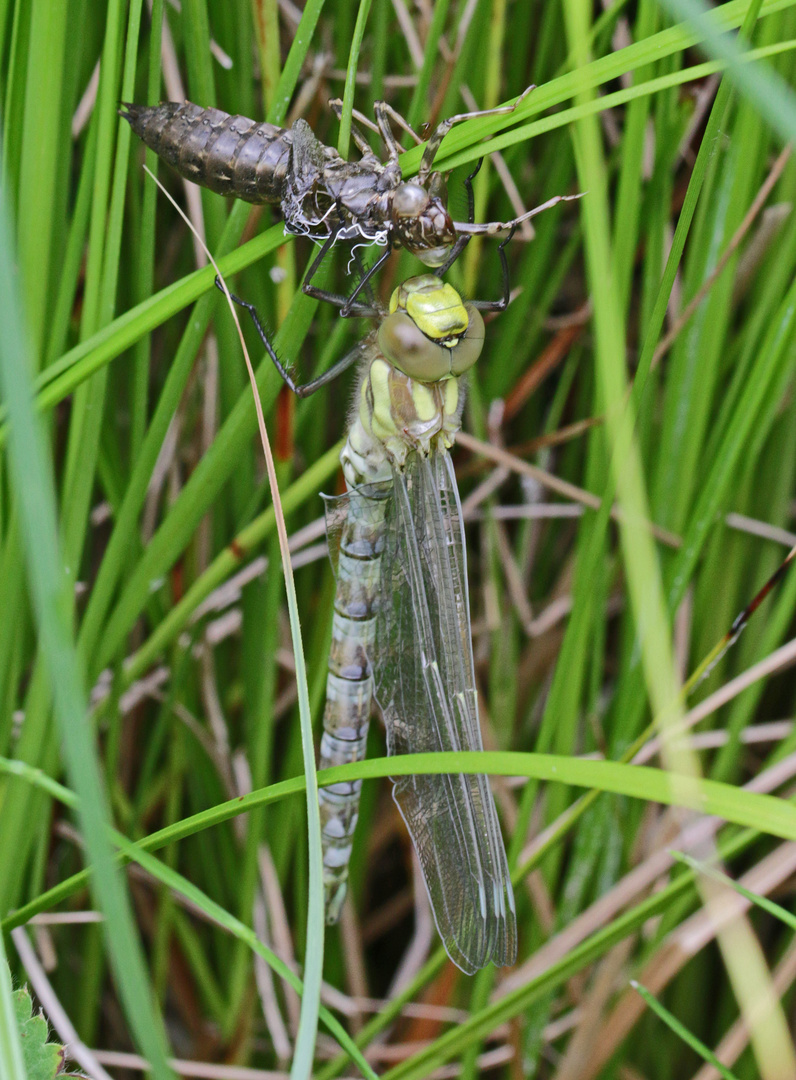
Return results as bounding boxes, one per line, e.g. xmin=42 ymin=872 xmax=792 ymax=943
xmin=12 ymin=985 xmax=65 ymax=1080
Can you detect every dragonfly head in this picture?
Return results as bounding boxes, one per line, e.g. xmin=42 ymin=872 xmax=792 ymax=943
xmin=390 ymin=181 xmax=456 ymax=267
xmin=378 ymin=276 xmax=484 ymax=382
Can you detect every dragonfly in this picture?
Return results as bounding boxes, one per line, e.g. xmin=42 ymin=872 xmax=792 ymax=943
xmin=121 ymin=92 xmax=575 ymax=315
xmin=241 ymin=251 xmax=518 ymax=972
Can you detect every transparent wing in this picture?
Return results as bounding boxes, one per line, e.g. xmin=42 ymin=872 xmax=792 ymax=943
xmin=375 ymin=451 xmax=516 ymax=973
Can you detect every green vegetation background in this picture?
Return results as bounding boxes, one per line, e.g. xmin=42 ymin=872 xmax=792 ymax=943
xmin=1 ymin=0 xmax=796 ymax=1077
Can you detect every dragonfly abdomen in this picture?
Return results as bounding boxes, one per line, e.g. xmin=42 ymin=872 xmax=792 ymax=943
xmin=320 ymin=494 xmax=388 ymax=923
xmin=121 ymin=102 xmax=292 ymax=203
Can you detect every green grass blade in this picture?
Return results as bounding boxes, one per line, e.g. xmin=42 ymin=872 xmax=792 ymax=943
xmin=631 ymin=980 xmax=741 ymax=1079
xmin=0 ymin=159 xmax=175 ymax=1080
xmin=0 ymin=756 xmax=377 ymax=1078
xmin=673 ymin=851 xmax=796 ymax=931
xmin=657 ymin=0 xmax=796 ymax=144
xmin=337 ymin=0 xmax=374 ymax=158
xmin=271 ymin=0 xmax=327 ymax=124
xmin=6 ymin=748 xmax=796 ymax=934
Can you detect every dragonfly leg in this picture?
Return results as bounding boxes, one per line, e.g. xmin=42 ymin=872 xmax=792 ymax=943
xmin=373 ymin=101 xmax=424 ymax=163
xmin=301 ymin=226 xmax=381 ymax=318
xmin=418 ymin=85 xmax=535 ymax=182
xmin=463 ymin=157 xmax=483 ymax=225
xmin=215 ymin=276 xmax=363 ymax=397
xmin=434 ymin=159 xmax=483 ymax=277
xmin=328 ymin=98 xmax=379 ymax=157
xmin=452 ymin=191 xmax=583 ymax=239
xmin=469 ymin=226 xmax=517 ymax=312
xmin=349 ymin=245 xmax=378 ymax=307
xmin=340 ymin=241 xmax=393 ymax=317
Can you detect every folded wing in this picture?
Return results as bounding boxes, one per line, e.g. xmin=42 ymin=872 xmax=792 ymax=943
xmin=375 ymin=451 xmax=516 ymax=973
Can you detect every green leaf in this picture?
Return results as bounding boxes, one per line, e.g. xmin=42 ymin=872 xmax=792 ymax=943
xmin=12 ymin=984 xmax=65 ymax=1080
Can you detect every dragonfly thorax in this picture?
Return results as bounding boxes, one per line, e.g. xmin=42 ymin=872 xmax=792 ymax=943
xmin=307 ymin=169 xmax=455 ymax=262
xmin=342 ymin=278 xmax=483 ymax=487
xmin=342 ymin=357 xmax=464 ymax=486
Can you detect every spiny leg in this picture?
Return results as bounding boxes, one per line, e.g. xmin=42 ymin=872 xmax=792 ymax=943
xmin=469 ymin=226 xmax=517 ymax=313
xmin=328 ymin=98 xmax=379 ymax=157
xmin=349 ymin=244 xmax=378 ymax=308
xmin=451 ymin=191 xmax=583 ymax=239
xmin=340 ymin=240 xmax=393 ymax=317
xmin=418 ymin=85 xmax=535 ymax=183
xmin=214 ymin=219 xmax=379 ymax=393
xmin=373 ymin=100 xmax=425 ymax=161
xmin=434 ymin=159 xmax=483 ymax=278
xmin=301 ymin=225 xmax=381 ymax=317
xmin=215 ymin=277 xmax=364 ymax=398
xmin=463 ymin=157 xmax=483 ymax=224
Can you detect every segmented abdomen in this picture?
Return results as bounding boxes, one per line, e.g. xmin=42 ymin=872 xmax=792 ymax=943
xmin=319 ymin=486 xmax=389 ymax=923
xmin=121 ymin=101 xmax=292 ymax=204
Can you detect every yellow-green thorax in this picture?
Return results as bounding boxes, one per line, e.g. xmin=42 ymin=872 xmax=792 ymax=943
xmin=341 ymin=277 xmax=485 ymax=487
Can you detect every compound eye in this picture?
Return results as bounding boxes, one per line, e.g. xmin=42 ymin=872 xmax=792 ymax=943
xmin=392 ymin=182 xmax=430 ymax=219
xmin=378 ymin=312 xmax=450 ymax=382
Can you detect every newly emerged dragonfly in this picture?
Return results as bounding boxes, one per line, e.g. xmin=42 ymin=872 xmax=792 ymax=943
xmin=242 ymin=261 xmax=518 ymax=972
xmin=121 ymin=92 xmax=574 ymax=313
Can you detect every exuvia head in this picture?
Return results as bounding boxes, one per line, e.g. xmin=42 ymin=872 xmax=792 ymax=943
xmin=389 ymin=178 xmax=456 ymax=267
xmin=378 ymin=275 xmax=484 ymax=382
